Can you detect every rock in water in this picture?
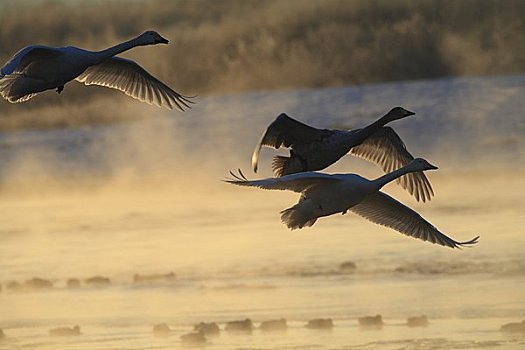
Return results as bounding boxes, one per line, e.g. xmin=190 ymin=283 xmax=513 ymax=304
xmin=306 ymin=318 xmax=333 ymax=329
xmin=407 ymin=315 xmax=429 ymax=327
xmin=225 ymin=319 xmax=254 ymax=332
xmin=358 ymin=314 xmax=383 ymax=328
xmin=259 ymin=318 xmax=287 ymax=331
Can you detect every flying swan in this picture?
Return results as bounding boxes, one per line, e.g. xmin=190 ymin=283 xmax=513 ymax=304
xmin=0 ymin=31 xmax=193 ymax=110
xmin=252 ymin=107 xmax=434 ymax=202
xmin=226 ymin=159 xmax=479 ymax=249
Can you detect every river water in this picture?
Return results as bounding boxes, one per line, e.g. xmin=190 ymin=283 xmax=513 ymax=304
xmin=0 ymin=75 xmax=524 ymax=349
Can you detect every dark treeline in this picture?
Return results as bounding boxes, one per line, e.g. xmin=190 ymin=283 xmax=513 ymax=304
xmin=1 ymin=0 xmax=524 ymax=129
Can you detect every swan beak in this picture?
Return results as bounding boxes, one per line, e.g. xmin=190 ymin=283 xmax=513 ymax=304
xmin=406 ymin=110 xmax=415 ymax=116
xmin=157 ymin=35 xmax=169 ymax=44
xmin=428 ymin=163 xmax=438 ymax=170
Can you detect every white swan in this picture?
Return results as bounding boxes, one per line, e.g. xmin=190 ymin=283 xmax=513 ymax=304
xmin=226 ymin=159 xmax=479 ymax=249
xmin=252 ymin=107 xmax=434 ymax=202
xmin=0 ymin=31 xmax=193 ymax=110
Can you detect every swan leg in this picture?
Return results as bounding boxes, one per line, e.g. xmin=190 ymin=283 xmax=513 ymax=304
xmin=56 ymin=85 xmax=64 ymax=94
xmin=342 ymin=210 xmax=347 ymax=215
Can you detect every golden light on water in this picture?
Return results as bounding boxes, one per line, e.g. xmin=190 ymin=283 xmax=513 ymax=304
xmin=1 ymin=1 xmax=525 ymax=349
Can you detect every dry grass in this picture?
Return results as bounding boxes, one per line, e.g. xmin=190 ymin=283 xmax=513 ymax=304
xmin=1 ymin=0 xmax=525 ymax=130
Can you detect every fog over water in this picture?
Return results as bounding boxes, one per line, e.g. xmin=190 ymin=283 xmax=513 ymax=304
xmin=0 ymin=75 xmax=524 ymax=349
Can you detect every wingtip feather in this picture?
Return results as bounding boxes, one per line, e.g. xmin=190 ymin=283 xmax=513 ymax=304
xmin=457 ymin=235 xmax=480 ymax=247
xmin=225 ymin=169 xmax=249 ymax=183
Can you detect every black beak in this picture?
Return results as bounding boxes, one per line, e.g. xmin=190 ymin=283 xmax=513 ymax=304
xmin=158 ymin=35 xmax=169 ymax=44
xmin=406 ymin=110 xmax=416 ymax=116
xmin=428 ymin=163 xmax=438 ymax=170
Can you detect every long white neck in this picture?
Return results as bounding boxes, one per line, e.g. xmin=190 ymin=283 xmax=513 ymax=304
xmin=91 ymin=37 xmax=142 ymax=63
xmin=372 ymin=164 xmax=416 ymax=190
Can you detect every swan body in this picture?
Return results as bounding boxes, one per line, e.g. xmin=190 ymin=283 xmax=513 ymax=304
xmin=0 ymin=31 xmax=193 ymax=110
xmin=226 ymin=159 xmax=479 ymax=249
xmin=252 ymin=107 xmax=434 ymax=202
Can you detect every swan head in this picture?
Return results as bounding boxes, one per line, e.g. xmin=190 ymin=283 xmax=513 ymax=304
xmin=385 ymin=107 xmax=415 ymax=121
xmin=410 ymin=158 xmax=438 ymax=171
xmin=137 ymin=31 xmax=169 ymax=45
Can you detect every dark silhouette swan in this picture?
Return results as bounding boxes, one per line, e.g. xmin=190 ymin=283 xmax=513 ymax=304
xmin=252 ymin=107 xmax=434 ymax=202
xmin=0 ymin=31 xmax=193 ymax=110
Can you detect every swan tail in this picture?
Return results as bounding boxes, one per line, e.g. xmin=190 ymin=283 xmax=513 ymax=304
xmin=272 ymin=155 xmax=305 ymax=177
xmin=280 ymin=205 xmax=317 ymax=230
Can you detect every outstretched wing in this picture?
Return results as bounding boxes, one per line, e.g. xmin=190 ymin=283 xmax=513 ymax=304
xmin=76 ymin=57 xmax=194 ymax=111
xmin=225 ymin=169 xmax=340 ymax=193
xmin=0 ymin=46 xmax=63 ymax=103
xmin=252 ymin=113 xmax=332 ymax=172
xmin=1 ymin=45 xmax=62 ymax=77
xmin=0 ymin=74 xmax=40 ymax=103
xmin=350 ymin=192 xmax=479 ymax=249
xmin=350 ymin=127 xmax=434 ymax=202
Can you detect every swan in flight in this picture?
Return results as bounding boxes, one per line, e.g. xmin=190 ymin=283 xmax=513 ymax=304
xmin=0 ymin=31 xmax=193 ymax=110
xmin=252 ymin=107 xmax=434 ymax=202
xmin=226 ymin=159 xmax=479 ymax=249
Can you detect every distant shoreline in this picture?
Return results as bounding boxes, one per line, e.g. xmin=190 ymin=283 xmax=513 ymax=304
xmin=2 ymin=0 xmax=525 ymax=127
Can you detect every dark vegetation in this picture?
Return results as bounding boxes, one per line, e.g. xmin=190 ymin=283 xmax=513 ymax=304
xmin=1 ymin=0 xmax=524 ymax=130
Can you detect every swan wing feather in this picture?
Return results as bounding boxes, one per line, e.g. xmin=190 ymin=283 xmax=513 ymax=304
xmin=225 ymin=170 xmax=340 ymax=193
xmin=252 ymin=113 xmax=332 ymax=172
xmin=0 ymin=46 xmax=63 ymax=102
xmin=75 ymin=57 xmax=194 ymax=111
xmin=350 ymin=192 xmax=479 ymax=248
xmin=1 ymin=46 xmax=62 ymax=77
xmin=0 ymin=74 xmax=41 ymax=102
xmin=350 ymin=127 xmax=434 ymax=202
